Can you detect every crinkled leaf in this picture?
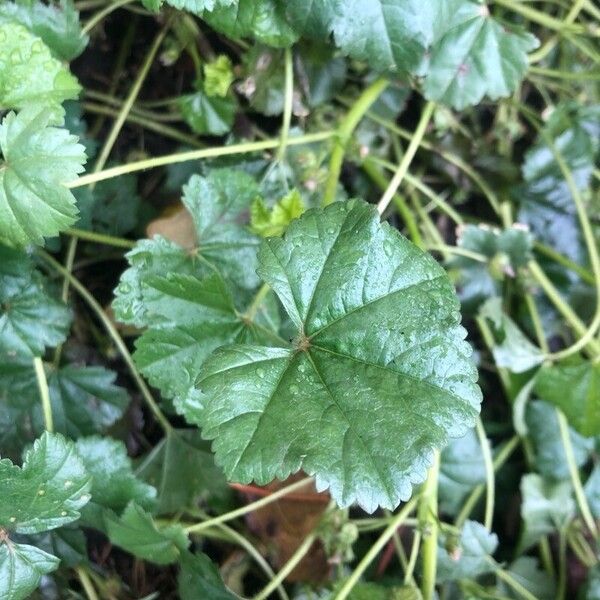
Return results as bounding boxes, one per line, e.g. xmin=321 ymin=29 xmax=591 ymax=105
xmin=250 ymin=190 xmax=305 ymax=237
xmin=0 ymin=432 xmax=91 ymax=534
xmin=105 ymin=502 xmax=188 ymax=564
xmin=535 ymin=361 xmax=600 ymax=437
xmin=422 ymin=7 xmax=538 ymax=109
xmin=480 ymin=297 xmax=544 ymax=373
xmin=136 ymin=429 xmax=230 ymax=515
xmin=0 ymin=542 xmax=59 ymax=600
xmin=75 ymin=437 xmax=156 ymax=529
xmin=519 ymin=474 xmax=574 ymax=551
xmin=439 ymin=429 xmax=486 ymax=516
xmin=0 ymin=22 xmax=80 ymax=108
xmin=525 ymin=400 xmax=592 ymax=480
xmin=178 ymin=551 xmax=238 ymax=600
xmin=0 ymin=245 xmax=72 ymax=357
xmin=204 ymin=55 xmax=234 ymax=97
xmin=0 ymin=0 xmax=88 ymax=61
xmin=0 ymin=104 xmax=86 ymax=247
xmin=437 ymin=520 xmax=498 ymax=583
xmin=179 ymin=91 xmax=235 ymax=136
xmin=194 ymin=199 xmax=481 ymax=512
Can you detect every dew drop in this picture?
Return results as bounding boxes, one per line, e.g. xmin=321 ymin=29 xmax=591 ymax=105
xmin=9 ymin=516 xmax=16 ymax=523
xmin=64 ymin=480 xmax=73 ymax=488
xmin=383 ymin=241 xmax=393 ymax=257
xmin=256 ymin=368 xmax=265 ymax=379
xmin=119 ymin=283 xmax=132 ymax=294
xmin=298 ymin=364 xmax=306 ymax=373
xmin=37 ymin=488 xmax=45 ymax=496
xmin=290 ymin=384 xmax=299 ymax=394
xmin=61 ymin=511 xmax=67 ymax=516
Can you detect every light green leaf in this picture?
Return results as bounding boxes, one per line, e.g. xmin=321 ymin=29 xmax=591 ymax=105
xmin=0 ymin=542 xmax=59 ymax=600
xmin=105 ymin=502 xmax=188 ymax=564
xmin=479 ymin=297 xmax=544 ymax=373
xmin=519 ymin=474 xmax=574 ymax=551
xmin=437 ymin=520 xmax=498 ymax=583
xmin=422 ymin=5 xmax=538 ymax=109
xmin=535 ymin=361 xmax=600 ymax=437
xmin=0 ymin=104 xmax=87 ymax=247
xmin=178 ymin=551 xmax=239 ymax=600
xmin=136 ymin=430 xmax=230 ymax=515
xmin=204 ymin=55 xmax=234 ymax=97
xmin=0 ymin=245 xmax=72 ymax=357
xmin=195 ymin=199 xmax=481 ymax=512
xmin=0 ymin=22 xmax=80 ymax=109
xmin=0 ymin=0 xmax=88 ymax=61
xmin=250 ymin=190 xmax=305 ymax=238
xmin=0 ymin=432 xmax=91 ymax=534
xmin=179 ymin=90 xmax=235 ymax=136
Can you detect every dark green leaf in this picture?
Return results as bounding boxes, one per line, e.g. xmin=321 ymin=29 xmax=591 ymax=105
xmin=105 ymin=502 xmax=188 ymax=564
xmin=194 ymin=199 xmax=481 ymax=511
xmin=0 ymin=542 xmax=59 ymax=600
xmin=0 ymin=432 xmax=91 ymax=534
xmin=25 ymin=526 xmax=87 ymax=568
xmin=178 ymin=551 xmax=238 ymax=600
xmin=0 ymin=104 xmax=87 ymax=247
xmin=179 ymin=91 xmax=235 ymax=136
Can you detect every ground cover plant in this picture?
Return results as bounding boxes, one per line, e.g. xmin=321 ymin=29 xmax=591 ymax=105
xmin=0 ymin=0 xmax=599 ymax=598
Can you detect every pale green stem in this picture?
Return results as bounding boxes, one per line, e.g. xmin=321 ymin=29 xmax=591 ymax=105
xmin=322 ymin=78 xmax=389 ymax=206
xmin=253 ymin=532 xmax=317 ymax=600
xmin=277 ymin=47 xmax=294 ymax=162
xmin=38 ymin=251 xmax=173 ymax=433
xmin=245 ymin=283 xmax=271 ymax=321
xmin=493 ymin=0 xmax=587 ymax=32
xmin=419 ymin=451 xmax=440 ymax=600
xmin=403 ymin=529 xmax=421 ymax=586
xmin=68 ymin=131 xmax=334 ymax=188
xmin=495 ymin=567 xmax=539 ymax=600
xmin=76 ymin=567 xmax=100 ymax=600
xmin=475 ymin=419 xmax=495 ymax=531
xmin=334 ymin=496 xmax=419 ymax=600
xmin=33 ymin=358 xmax=53 ymax=433
xmin=557 ymin=530 xmax=567 ymax=600
xmin=426 ymin=245 xmax=488 ymax=263
xmin=534 ymin=242 xmax=594 ymax=286
xmin=377 ymin=102 xmax=435 ymax=215
xmin=557 ymin=410 xmax=599 ymax=538
xmin=185 ymin=477 xmax=313 ymax=534
xmin=66 ymin=228 xmax=136 ymax=249
xmin=81 ymin=0 xmax=134 ymax=35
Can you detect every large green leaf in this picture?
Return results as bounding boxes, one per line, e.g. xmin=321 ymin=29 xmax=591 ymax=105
xmin=0 ymin=245 xmax=72 ymax=357
xmin=0 ymin=0 xmax=88 ymax=61
xmin=534 ymin=361 xmax=600 ymax=437
xmin=0 ymin=104 xmax=87 ymax=247
xmin=178 ymin=551 xmax=239 ymax=600
xmin=421 ymin=5 xmax=538 ymax=109
xmin=0 ymin=432 xmax=91 ymax=534
xmin=0 ymin=22 xmax=80 ymax=109
xmin=191 ymin=199 xmax=481 ymax=511
xmin=0 ymin=542 xmax=59 ymax=600
xmin=105 ymin=502 xmax=188 ymax=564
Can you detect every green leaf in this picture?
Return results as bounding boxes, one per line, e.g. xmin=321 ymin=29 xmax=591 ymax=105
xmin=0 ymin=22 xmax=80 ymax=109
xmin=179 ymin=90 xmax=235 ymax=136
xmin=437 ymin=520 xmax=498 ymax=583
xmin=0 ymin=542 xmax=59 ymax=600
xmin=204 ymin=55 xmax=234 ymax=97
xmin=0 ymin=104 xmax=87 ymax=247
xmin=136 ymin=429 xmax=231 ymax=515
xmin=585 ymin=465 xmax=600 ymax=519
xmin=178 ymin=551 xmax=238 ymax=600
xmin=105 ymin=502 xmax=188 ymax=564
xmin=439 ymin=428 xmax=486 ymax=516
xmin=75 ymin=437 xmax=156 ymax=526
xmin=422 ymin=5 xmax=538 ymax=109
xmin=500 ymin=557 xmax=555 ymax=600
xmin=0 ymin=0 xmax=88 ymax=61
xmin=336 ymin=582 xmax=422 ymax=600
xmin=519 ymin=474 xmax=574 ymax=551
xmin=584 ymin=565 xmax=600 ymax=600
xmin=535 ymin=361 xmax=600 ymax=437
xmin=142 ymin=0 xmax=236 ymax=12
xmin=25 ymin=526 xmax=87 ymax=568
xmin=525 ymin=401 xmax=592 ymax=481
xmin=0 ymin=431 xmax=91 ymax=534
xmin=0 ymin=245 xmax=72 ymax=357
xmin=250 ymin=190 xmax=305 ymax=237
xmin=479 ymin=297 xmax=544 ymax=373
xmin=194 ymin=199 xmax=481 ymax=512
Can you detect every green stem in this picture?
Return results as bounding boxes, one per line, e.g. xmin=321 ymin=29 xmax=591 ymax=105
xmin=277 ymin=47 xmax=294 ymax=162
xmin=403 ymin=529 xmax=421 ymax=585
xmin=33 ymin=358 xmax=53 ymax=433
xmin=185 ymin=477 xmax=313 ymax=534
xmin=322 ymin=78 xmax=389 ymax=206
xmin=334 ymin=496 xmax=419 ymax=600
xmin=557 ymin=410 xmax=599 ymax=538
xmin=556 ymin=530 xmax=567 ymax=600
xmin=534 ymin=242 xmax=594 ymax=286
xmin=377 ymin=102 xmax=435 ymax=215
xmin=81 ymin=0 xmax=134 ymax=35
xmin=253 ymin=531 xmax=317 ymax=600
xmin=419 ymin=450 xmax=440 ymax=600
xmin=38 ymin=251 xmax=173 ymax=433
xmin=495 ymin=567 xmax=538 ymax=600
xmin=244 ymin=283 xmax=271 ymax=322
xmin=66 ymin=228 xmax=136 ymax=249
xmin=68 ymin=131 xmax=334 ymax=188
xmin=493 ymin=0 xmax=587 ymax=32
xmin=76 ymin=567 xmax=100 ymax=600
xmin=475 ymin=419 xmax=495 ymax=531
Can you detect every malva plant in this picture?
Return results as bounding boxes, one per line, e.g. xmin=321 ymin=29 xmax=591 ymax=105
xmin=0 ymin=0 xmax=599 ymax=598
